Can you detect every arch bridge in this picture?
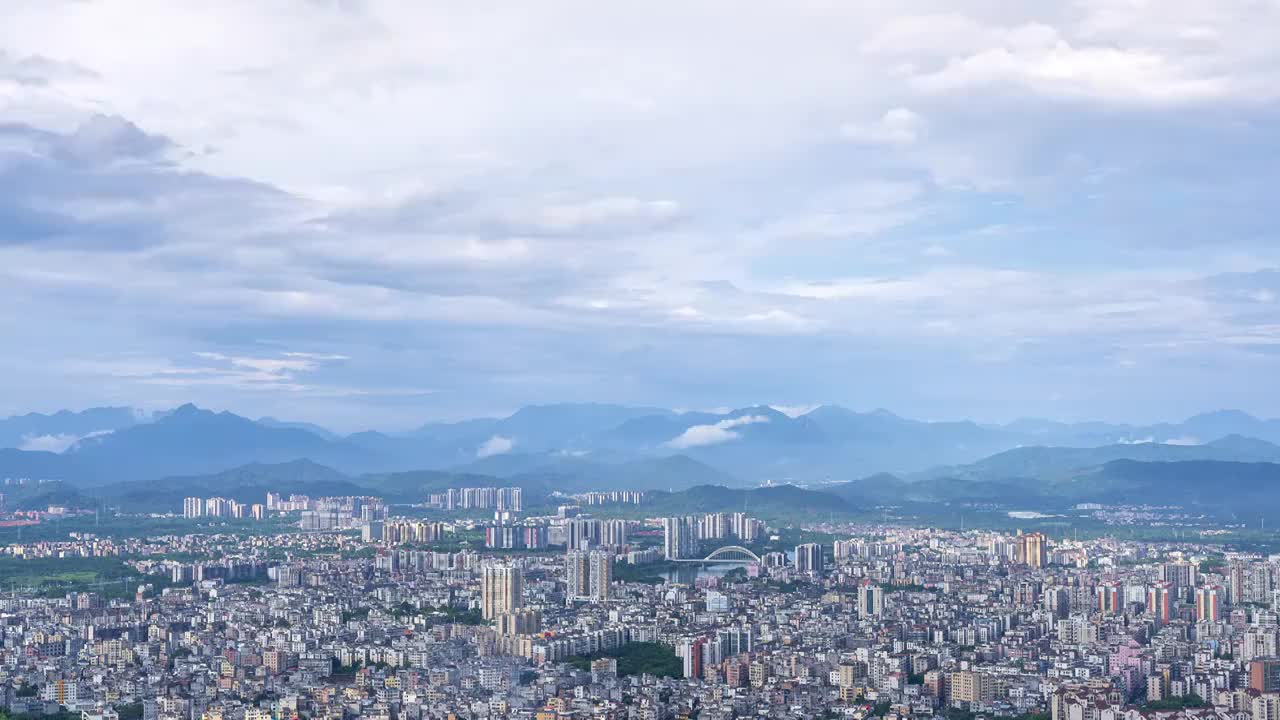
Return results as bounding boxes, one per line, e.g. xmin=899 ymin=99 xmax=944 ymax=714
xmin=670 ymin=545 xmax=762 ymax=564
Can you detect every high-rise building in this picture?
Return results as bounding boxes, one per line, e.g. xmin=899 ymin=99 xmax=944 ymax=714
xmin=857 ymin=580 xmax=885 ymax=618
xmin=601 ymin=519 xmax=628 ymax=548
xmin=497 ymin=487 xmax=522 ymax=512
xmin=716 ymin=627 xmax=754 ymax=656
xmin=481 ymin=563 xmax=523 ymax=620
xmin=794 ymin=543 xmax=824 ymax=576
xmin=730 ymin=512 xmax=760 ymax=542
xmin=677 ymin=637 xmax=707 ymax=680
xmin=588 ymin=550 xmax=612 ymax=601
xmin=495 ymin=608 xmax=541 ymax=636
xmin=663 ymin=517 xmax=698 ymax=560
xmin=565 ymin=549 xmax=612 ymax=603
xmin=699 ymin=512 xmax=729 ymax=540
xmin=567 ymin=518 xmax=602 ymax=550
xmin=1250 ymin=657 xmax=1280 ymax=693
xmin=522 ymin=526 xmax=548 ymax=549
xmin=183 ymin=497 xmax=204 ymax=519
xmin=1196 ymin=585 xmax=1223 ymax=622
xmin=1097 ymin=582 xmax=1123 ymax=615
xmin=205 ymin=497 xmax=230 ymax=518
xmin=1161 ymin=561 xmax=1197 ymax=589
xmin=1230 ymin=561 xmax=1247 ymax=605
xmin=1147 ymin=582 xmax=1172 ymax=625
xmin=1042 ymin=587 xmax=1070 ymax=619
xmin=1017 ymin=532 xmax=1047 ymax=568
xmin=565 ymin=550 xmax=590 ymax=602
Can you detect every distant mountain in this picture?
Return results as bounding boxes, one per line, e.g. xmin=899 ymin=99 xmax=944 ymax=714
xmin=829 ymin=473 xmax=1045 ymax=506
xmin=0 ymin=407 xmax=143 ymax=450
xmin=601 ymin=403 xmax=1029 ymax=482
xmin=1055 ymin=460 xmax=1280 ymax=514
xmin=6 ymin=401 xmax=1280 ymax=496
xmin=95 ymin=459 xmax=367 ymax=511
xmin=95 ymin=460 xmax=535 ymax=512
xmin=997 ymin=410 xmax=1280 ymax=447
xmin=60 ymin=404 xmax=373 ymax=484
xmin=644 ymin=484 xmax=852 ymax=517
xmin=0 ymin=479 xmax=86 ymax=511
xmin=356 ymin=468 xmax=527 ymax=503
xmin=826 ymin=457 xmax=1280 ymax=517
xmin=0 ymin=448 xmax=85 ymax=480
xmin=505 ymin=454 xmax=738 ymax=493
xmin=916 ymin=435 xmax=1280 ymax=483
xmin=257 ymin=416 xmax=339 ymax=441
xmin=347 ymin=403 xmax=678 ymax=470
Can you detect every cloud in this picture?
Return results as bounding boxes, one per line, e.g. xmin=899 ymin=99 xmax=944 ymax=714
xmin=0 ymin=2 xmax=1278 ymax=425
xmin=0 ymin=50 xmax=99 ymax=86
xmin=68 ymin=351 xmax=350 ymax=394
xmin=18 ymin=429 xmax=113 ymax=453
xmin=665 ymin=414 xmax=771 ymax=449
xmin=477 ymin=435 xmax=514 ymax=458
xmin=841 ymin=108 xmax=926 ymax=145
xmin=18 ymin=433 xmax=82 ymax=453
xmin=769 ymin=404 xmax=818 ymax=418
xmin=1117 ymin=435 xmax=1201 ymax=446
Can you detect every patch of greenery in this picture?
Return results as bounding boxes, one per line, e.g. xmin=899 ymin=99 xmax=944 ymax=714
xmin=565 ymin=641 xmax=682 ymax=679
xmin=611 ymin=560 xmax=678 ymax=584
xmin=341 ymin=607 xmax=370 ymax=622
xmin=390 ymin=602 xmax=484 ymax=625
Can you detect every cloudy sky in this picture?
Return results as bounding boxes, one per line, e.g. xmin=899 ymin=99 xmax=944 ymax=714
xmin=1 ymin=0 xmax=1278 ymax=431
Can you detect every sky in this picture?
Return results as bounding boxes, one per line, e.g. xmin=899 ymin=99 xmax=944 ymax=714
xmin=1 ymin=0 xmax=1278 ymax=432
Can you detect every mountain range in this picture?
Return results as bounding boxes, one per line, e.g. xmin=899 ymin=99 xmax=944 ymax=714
xmin=4 ymin=402 xmax=1280 ymax=516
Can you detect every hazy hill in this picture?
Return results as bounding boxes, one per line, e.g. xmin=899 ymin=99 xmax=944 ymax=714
xmin=1053 ymin=459 xmax=1280 ymax=514
xmin=915 ymin=435 xmax=1280 ymax=483
xmin=505 ymin=454 xmax=738 ymax=493
xmin=0 ymin=407 xmax=142 ymax=449
xmin=94 ymin=459 xmax=368 ymax=511
xmin=643 ymin=484 xmax=852 ymax=517
xmin=5 ymin=402 xmax=1280 ymax=494
xmin=62 ymin=404 xmax=372 ymax=484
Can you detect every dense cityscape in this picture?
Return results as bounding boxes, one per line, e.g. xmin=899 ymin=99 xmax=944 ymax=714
xmin=3 ymin=1 xmax=1279 ymax=720
xmin=2 ymin=488 xmax=1280 ymax=720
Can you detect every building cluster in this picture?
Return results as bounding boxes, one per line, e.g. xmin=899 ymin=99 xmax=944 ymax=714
xmin=9 ymin=498 xmax=1280 ymax=720
xmin=568 ymin=491 xmax=645 ymax=506
xmin=299 ymin=497 xmax=388 ymax=532
xmin=661 ymin=513 xmax=765 ymax=560
xmin=364 ymin=520 xmax=450 ymax=545
xmin=425 ymin=488 xmax=523 ymax=512
xmin=182 ymin=496 xmax=267 ymax=520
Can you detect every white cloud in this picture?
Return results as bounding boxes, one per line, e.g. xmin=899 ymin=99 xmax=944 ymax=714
xmin=19 ymin=429 xmax=113 ymax=453
xmin=533 ymin=197 xmax=681 ymax=234
xmin=0 ymin=2 xmax=1278 ymax=423
xmin=66 ymin=351 xmax=350 ymax=394
xmin=665 ymin=414 xmax=770 ymax=449
xmin=769 ymin=404 xmax=819 ymax=418
xmin=18 ymin=433 xmax=81 ymax=453
xmin=1117 ymin=435 xmax=1201 ymax=446
xmin=841 ymin=108 xmax=926 ymax=145
xmin=477 ymin=435 xmax=514 ymax=458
